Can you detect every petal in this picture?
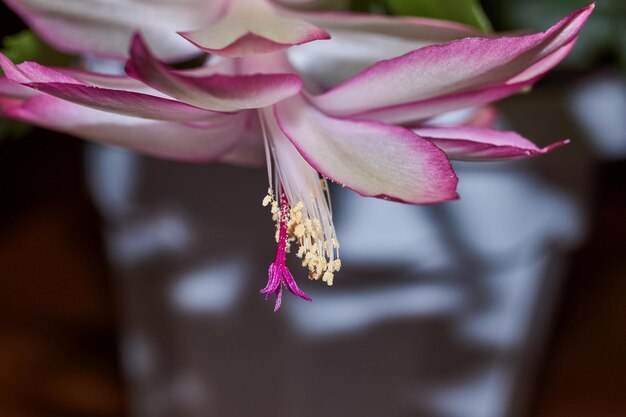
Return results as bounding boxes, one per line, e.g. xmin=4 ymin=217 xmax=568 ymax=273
xmin=353 ymin=77 xmax=537 ymax=125
xmin=57 ymin=68 xmax=161 ymax=94
xmin=424 ymin=105 xmax=498 ymax=129
xmin=178 ymin=0 xmax=329 ymax=58
xmin=4 ymin=0 xmax=221 ymax=61
xmin=63 ymin=61 xmax=237 ymax=95
xmin=24 ymin=81 xmax=216 ymax=121
xmin=462 ymin=106 xmax=498 ymax=128
xmin=3 ymin=93 xmax=246 ymax=162
xmin=311 ymin=5 xmax=593 ymax=117
xmin=0 ymin=56 xmax=218 ymax=121
xmin=125 ymin=34 xmax=303 ymax=112
xmin=0 ymin=95 xmax=25 ymax=112
xmin=220 ymin=114 xmax=266 ymax=167
xmin=421 ymin=106 xmax=496 ymax=129
xmin=414 ymin=126 xmax=569 ymax=161
xmin=288 ymin=11 xmax=483 ymax=88
xmin=274 ymin=96 xmax=458 ymax=204
xmin=0 ymin=77 xmax=35 ymax=98
xmin=1 ymin=53 xmax=142 ymax=98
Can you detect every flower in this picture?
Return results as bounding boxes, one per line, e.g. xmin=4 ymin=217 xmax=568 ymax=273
xmin=0 ymin=1 xmax=593 ymax=310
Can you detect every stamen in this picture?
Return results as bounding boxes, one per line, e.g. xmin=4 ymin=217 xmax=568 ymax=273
xmin=258 ymin=108 xmax=341 ymax=310
xmin=260 ymin=192 xmax=312 ymax=312
xmin=260 ymin=165 xmax=341 ymax=286
xmin=259 ymin=112 xmax=274 ymax=190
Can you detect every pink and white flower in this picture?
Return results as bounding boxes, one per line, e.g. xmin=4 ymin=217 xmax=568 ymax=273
xmin=0 ymin=0 xmax=594 ymax=309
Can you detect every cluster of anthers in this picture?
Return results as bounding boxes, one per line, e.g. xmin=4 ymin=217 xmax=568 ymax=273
xmin=257 ymin=108 xmax=342 ymax=311
xmin=262 ymin=187 xmax=341 ymax=285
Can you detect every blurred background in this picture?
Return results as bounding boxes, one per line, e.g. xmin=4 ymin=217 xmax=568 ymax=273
xmin=0 ymin=1 xmax=625 ymax=417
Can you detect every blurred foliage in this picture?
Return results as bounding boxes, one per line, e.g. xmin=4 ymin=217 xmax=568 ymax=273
xmin=351 ymin=0 xmax=623 ymax=70
xmin=385 ymin=0 xmax=492 ymax=31
xmin=350 ymin=0 xmax=491 ymax=30
xmin=0 ymin=118 xmax=31 ymax=141
xmin=481 ymin=0 xmax=625 ymax=70
xmin=0 ymin=31 xmax=73 ymax=140
xmin=349 ymin=0 xmax=383 ymax=12
xmin=2 ymin=30 xmax=72 ymax=67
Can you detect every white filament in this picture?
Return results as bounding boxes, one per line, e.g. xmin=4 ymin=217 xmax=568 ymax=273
xmin=259 ymin=108 xmax=340 ymax=282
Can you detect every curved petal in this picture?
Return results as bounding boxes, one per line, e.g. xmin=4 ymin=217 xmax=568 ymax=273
xmin=220 ymin=113 xmax=266 ymax=167
xmin=26 ymin=82 xmax=215 ymax=121
xmin=414 ymin=126 xmax=569 ymax=161
xmin=0 ymin=95 xmax=24 ymax=112
xmin=425 ymin=105 xmax=498 ymax=129
xmin=4 ymin=0 xmax=222 ymax=61
xmin=350 ymin=76 xmax=538 ymax=125
xmin=2 ymin=93 xmax=246 ymax=162
xmin=125 ymin=34 xmax=303 ymax=112
xmin=463 ymin=106 xmax=498 ymax=128
xmin=178 ymin=0 xmax=329 ymax=58
xmin=311 ymin=5 xmax=593 ymax=117
xmin=274 ymin=95 xmax=458 ymax=204
xmin=0 ymin=56 xmax=218 ymax=121
xmin=288 ymin=11 xmax=483 ymax=88
xmin=422 ymin=105 xmax=498 ymax=129
xmin=0 ymin=77 xmax=35 ymax=98
xmin=62 ymin=61 xmax=236 ymax=94
xmin=58 ymin=69 xmax=166 ymax=95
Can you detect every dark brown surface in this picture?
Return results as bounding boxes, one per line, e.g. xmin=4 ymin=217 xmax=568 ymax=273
xmin=0 ymin=129 xmax=625 ymax=417
xmin=0 ymin=133 xmax=126 ymax=417
xmin=532 ymin=160 xmax=626 ymax=417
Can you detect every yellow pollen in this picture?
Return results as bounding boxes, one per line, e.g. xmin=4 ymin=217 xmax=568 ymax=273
xmin=294 ymin=224 xmax=305 ymax=238
xmin=333 ymin=259 xmax=342 ymax=271
xmin=322 ymin=271 xmax=334 ymax=286
xmin=264 ymin=194 xmax=340 ymax=287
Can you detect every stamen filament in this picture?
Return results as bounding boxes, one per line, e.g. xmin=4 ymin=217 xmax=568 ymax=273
xmin=259 ymin=108 xmax=341 ymax=310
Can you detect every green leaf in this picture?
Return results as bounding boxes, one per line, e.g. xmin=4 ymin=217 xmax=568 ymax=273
xmin=1 ymin=30 xmax=73 ymax=67
xmin=0 ymin=118 xmax=32 ymax=141
xmin=0 ymin=118 xmax=10 ymax=139
xmin=0 ymin=31 xmax=73 ymax=140
xmin=385 ymin=0 xmax=492 ymax=31
xmin=350 ymin=0 xmax=374 ymax=12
